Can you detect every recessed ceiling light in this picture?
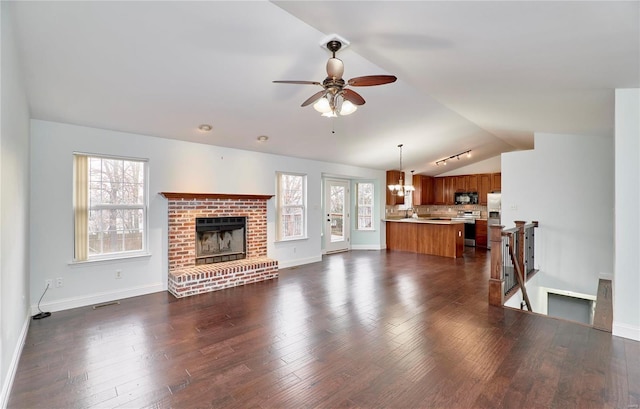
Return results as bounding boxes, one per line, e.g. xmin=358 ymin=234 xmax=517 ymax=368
xmin=198 ymin=124 xmax=212 ymax=132
xmin=257 ymin=135 xmax=269 ymax=142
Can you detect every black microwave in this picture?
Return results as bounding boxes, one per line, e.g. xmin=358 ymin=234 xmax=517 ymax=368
xmin=454 ymin=192 xmax=479 ymax=205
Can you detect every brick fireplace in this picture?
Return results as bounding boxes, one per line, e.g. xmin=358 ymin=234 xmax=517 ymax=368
xmin=161 ymin=192 xmax=278 ymax=298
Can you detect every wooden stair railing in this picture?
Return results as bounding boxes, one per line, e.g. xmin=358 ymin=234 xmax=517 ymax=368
xmin=488 ymin=221 xmax=538 ymax=309
xmin=506 ymin=233 xmax=532 ymax=311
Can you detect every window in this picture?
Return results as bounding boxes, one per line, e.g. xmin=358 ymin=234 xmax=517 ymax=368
xmin=277 ymin=172 xmax=306 ymax=240
xmin=73 ymin=154 xmax=148 ymax=261
xmin=356 ymin=182 xmax=374 ymax=230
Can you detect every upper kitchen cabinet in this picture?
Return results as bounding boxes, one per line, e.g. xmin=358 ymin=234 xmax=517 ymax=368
xmin=454 ymin=176 xmax=466 ymax=193
xmin=434 ymin=177 xmax=454 ymax=205
xmin=467 ymin=174 xmax=478 ymax=192
xmin=386 ymin=170 xmax=405 ymax=205
xmin=491 ymin=173 xmax=502 ymax=192
xmin=479 ymin=174 xmax=491 ymax=204
xmin=412 ymin=174 xmax=434 ymax=205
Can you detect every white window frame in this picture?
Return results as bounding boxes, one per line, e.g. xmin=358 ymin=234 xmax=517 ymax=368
xmin=73 ymin=153 xmax=149 ymax=262
xmin=356 ymin=182 xmax=375 ymax=231
xmin=276 ymin=171 xmax=307 ymax=241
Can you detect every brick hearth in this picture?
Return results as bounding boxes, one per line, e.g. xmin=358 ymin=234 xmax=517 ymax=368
xmin=161 ymin=192 xmax=278 ymax=298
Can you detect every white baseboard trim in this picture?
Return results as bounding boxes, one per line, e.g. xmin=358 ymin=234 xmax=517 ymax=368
xmin=278 ymin=255 xmax=322 ymax=269
xmin=1 ymin=309 xmax=30 ymax=409
xmin=350 ymin=245 xmax=384 ymax=251
xmin=612 ymin=321 xmax=640 ymax=341
xmin=31 ymin=283 xmax=165 ymax=315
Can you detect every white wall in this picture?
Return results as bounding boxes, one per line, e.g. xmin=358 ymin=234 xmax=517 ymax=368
xmin=501 ymin=133 xmax=614 ymax=298
xmin=30 ymin=120 xmax=386 ymax=313
xmin=1 ymin=2 xmax=32 ymax=406
xmin=614 ymin=88 xmax=640 ymax=341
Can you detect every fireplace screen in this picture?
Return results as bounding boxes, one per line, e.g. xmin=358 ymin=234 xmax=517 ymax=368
xmin=195 ymin=217 xmax=246 ymax=265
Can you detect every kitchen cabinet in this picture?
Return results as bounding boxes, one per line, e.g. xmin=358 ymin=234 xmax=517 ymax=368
xmin=434 ymin=176 xmax=456 ymax=205
xmin=386 ymin=220 xmax=464 ymax=258
xmin=491 ymin=173 xmax=501 ymax=192
xmin=445 ymin=177 xmax=455 ymax=204
xmin=412 ymin=175 xmax=434 ymax=205
xmin=386 ymin=170 xmax=405 ymax=205
xmin=433 ymin=177 xmax=445 ymax=205
xmin=454 ymin=176 xmax=466 ymax=192
xmin=467 ymin=175 xmax=478 ymax=192
xmin=479 ymin=174 xmax=491 ymax=205
xmin=434 ymin=172 xmax=499 ymax=205
xmin=475 ymin=219 xmax=488 ymax=248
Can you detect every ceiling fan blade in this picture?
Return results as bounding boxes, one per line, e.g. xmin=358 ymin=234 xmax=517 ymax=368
xmin=342 ymin=89 xmax=366 ymax=106
xmin=301 ymin=90 xmax=326 ymax=107
xmin=273 ymin=80 xmax=322 ymax=86
xmin=347 ymin=75 xmax=398 ymax=87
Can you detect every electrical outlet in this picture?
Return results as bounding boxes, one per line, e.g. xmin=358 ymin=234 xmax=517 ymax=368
xmin=55 ymin=277 xmax=63 ymax=288
xmin=115 ymin=270 xmax=122 ymax=279
xmin=45 ymin=279 xmax=53 ymax=289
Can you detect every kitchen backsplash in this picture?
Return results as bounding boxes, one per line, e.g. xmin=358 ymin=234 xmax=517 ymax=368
xmin=385 ymin=204 xmax=488 ymax=219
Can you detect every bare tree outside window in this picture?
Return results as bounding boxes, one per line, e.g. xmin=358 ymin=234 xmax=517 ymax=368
xmin=357 ymin=182 xmax=374 ymax=230
xmin=277 ymin=172 xmax=306 ymax=240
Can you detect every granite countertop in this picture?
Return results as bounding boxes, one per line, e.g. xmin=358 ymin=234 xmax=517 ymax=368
xmin=383 ymin=217 xmax=464 ymax=225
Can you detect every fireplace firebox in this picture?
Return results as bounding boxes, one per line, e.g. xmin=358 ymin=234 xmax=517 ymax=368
xmin=195 ymin=217 xmax=246 ymax=265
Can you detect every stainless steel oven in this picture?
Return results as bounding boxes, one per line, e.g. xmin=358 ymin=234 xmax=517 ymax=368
xmin=453 ymin=210 xmax=480 ymax=247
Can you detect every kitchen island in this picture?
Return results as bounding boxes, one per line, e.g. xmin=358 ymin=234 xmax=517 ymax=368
xmin=385 ymin=218 xmax=465 ymax=258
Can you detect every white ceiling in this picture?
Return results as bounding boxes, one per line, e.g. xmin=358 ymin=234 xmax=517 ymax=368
xmin=9 ymin=1 xmax=639 ymax=176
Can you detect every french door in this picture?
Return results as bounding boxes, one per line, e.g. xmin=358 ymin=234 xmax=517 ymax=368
xmin=324 ymin=179 xmax=350 ymax=253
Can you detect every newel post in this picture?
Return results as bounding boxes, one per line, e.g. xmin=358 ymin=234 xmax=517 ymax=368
xmin=488 ymin=224 xmax=504 ymax=306
xmin=514 ymin=221 xmax=526 ymax=281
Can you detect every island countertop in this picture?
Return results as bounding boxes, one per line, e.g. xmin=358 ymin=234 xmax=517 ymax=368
xmin=383 ymin=217 xmax=465 ymax=225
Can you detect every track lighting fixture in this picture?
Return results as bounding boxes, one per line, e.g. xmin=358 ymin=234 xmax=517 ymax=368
xmin=436 ymin=150 xmax=472 ymax=166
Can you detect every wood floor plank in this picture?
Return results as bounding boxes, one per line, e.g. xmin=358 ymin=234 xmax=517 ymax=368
xmin=8 ymin=249 xmax=639 ymax=408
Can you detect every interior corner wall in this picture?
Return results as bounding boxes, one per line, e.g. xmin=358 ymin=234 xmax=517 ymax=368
xmin=501 ymin=132 xmax=614 ymax=298
xmin=29 ymin=120 xmax=385 ymax=313
xmin=1 ymin=2 xmax=32 ymax=406
xmin=614 ymin=88 xmax=640 ymax=341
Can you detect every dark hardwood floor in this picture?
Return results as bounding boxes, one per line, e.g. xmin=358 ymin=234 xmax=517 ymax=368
xmin=9 ymin=249 xmax=640 ymax=408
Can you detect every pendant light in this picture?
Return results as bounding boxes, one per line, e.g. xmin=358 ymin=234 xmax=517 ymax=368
xmin=388 ymin=144 xmax=414 ymax=196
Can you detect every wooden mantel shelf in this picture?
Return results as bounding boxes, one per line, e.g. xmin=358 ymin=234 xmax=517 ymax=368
xmin=160 ymin=192 xmax=274 ymax=201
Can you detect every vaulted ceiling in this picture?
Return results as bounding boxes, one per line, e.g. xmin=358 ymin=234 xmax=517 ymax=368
xmin=9 ymin=1 xmax=639 ymax=175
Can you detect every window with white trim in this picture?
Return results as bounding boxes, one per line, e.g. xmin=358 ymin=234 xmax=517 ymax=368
xmin=73 ymin=154 xmax=148 ymax=261
xmin=276 ymin=172 xmax=306 ymax=241
xmin=356 ymin=182 xmax=375 ymax=230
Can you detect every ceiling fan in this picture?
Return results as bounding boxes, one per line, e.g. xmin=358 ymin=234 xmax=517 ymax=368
xmin=273 ymin=40 xmax=397 ymax=117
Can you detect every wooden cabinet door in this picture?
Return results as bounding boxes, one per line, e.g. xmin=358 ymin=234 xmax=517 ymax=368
xmin=491 ymin=173 xmax=501 ymax=192
xmin=454 ymin=176 xmax=466 ymax=192
xmin=479 ymin=174 xmax=491 ymax=205
xmin=386 ymin=170 xmax=405 ymax=205
xmin=475 ymin=219 xmax=488 ymax=248
xmin=433 ymin=177 xmax=446 ymax=205
xmin=413 ymin=175 xmax=434 ymax=205
xmin=444 ymin=177 xmax=455 ymax=204
xmin=412 ymin=174 xmax=423 ymax=205
xmin=467 ymin=175 xmax=478 ymax=192
xmin=422 ymin=176 xmax=434 ymax=205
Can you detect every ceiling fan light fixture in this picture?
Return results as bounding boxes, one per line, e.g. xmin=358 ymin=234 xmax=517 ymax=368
xmin=313 ymin=97 xmax=331 ymax=114
xmin=339 ymin=99 xmax=357 ymax=115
